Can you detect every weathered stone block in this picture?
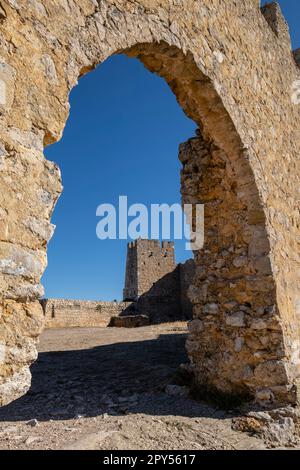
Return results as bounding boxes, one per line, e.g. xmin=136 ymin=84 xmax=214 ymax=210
xmin=109 ymin=314 xmax=150 ymax=328
xmin=0 ymin=243 xmax=46 ymax=279
xmin=0 ymin=61 xmax=15 ymax=112
xmin=203 ymin=303 xmax=219 ymax=315
xmin=254 ymin=361 xmax=289 ymax=387
xmin=225 ymin=312 xmax=245 ymax=328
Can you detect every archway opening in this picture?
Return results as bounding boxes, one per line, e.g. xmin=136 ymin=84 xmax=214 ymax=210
xmin=0 ymin=51 xmax=199 ymax=426
xmin=39 ymin=40 xmax=283 ymax=406
xmin=42 ymin=52 xmax=196 ymax=308
xmin=41 ymin=50 xmax=197 ymax=330
xmin=0 ymin=39 xmax=291 ymax=415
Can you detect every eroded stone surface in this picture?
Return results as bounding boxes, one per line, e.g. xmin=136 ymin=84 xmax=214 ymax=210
xmin=0 ymin=300 xmax=44 ymax=406
xmin=180 ymin=126 xmax=300 ymax=405
xmin=0 ymin=1 xmax=299 ymax=407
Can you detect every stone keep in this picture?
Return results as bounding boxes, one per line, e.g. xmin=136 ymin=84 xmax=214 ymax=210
xmin=123 ymin=239 xmax=192 ymax=324
xmin=123 ymin=239 xmax=176 ymax=301
xmin=0 ymin=0 xmax=299 ymax=407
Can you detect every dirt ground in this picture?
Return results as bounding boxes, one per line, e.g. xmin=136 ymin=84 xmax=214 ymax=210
xmin=0 ymin=324 xmax=268 ymax=450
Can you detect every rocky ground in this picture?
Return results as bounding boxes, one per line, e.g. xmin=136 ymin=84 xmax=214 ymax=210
xmin=0 ymin=324 xmax=297 ymax=450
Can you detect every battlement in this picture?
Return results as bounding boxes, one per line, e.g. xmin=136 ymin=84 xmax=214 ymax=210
xmin=126 ymin=239 xmax=175 ymax=260
xmin=127 ymin=239 xmax=174 ymax=253
xmin=127 ymin=239 xmax=160 ymax=250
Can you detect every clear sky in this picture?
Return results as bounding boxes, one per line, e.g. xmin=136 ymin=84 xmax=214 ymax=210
xmin=42 ymin=1 xmax=299 ymax=301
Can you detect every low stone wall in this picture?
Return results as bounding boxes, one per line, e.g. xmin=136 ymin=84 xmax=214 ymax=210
xmin=40 ymin=299 xmax=133 ymax=329
xmin=41 ymin=259 xmax=194 ymax=329
xmin=109 ymin=315 xmax=150 ymax=328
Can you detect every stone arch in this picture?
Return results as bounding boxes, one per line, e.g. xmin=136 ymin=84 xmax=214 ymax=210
xmin=0 ymin=1 xmax=299 ymax=408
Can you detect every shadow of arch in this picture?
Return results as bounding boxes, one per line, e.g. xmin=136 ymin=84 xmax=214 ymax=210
xmin=0 ymin=332 xmax=197 ymax=422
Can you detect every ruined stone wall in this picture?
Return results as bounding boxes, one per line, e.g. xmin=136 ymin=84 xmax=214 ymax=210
xmin=123 ymin=239 xmax=193 ymax=323
xmin=0 ymin=0 xmax=299 ymax=407
xmin=41 ymin=253 xmax=195 ymax=329
xmin=123 ymin=241 xmax=138 ymax=301
xmin=124 ymin=239 xmax=176 ymax=300
xmin=135 ymin=264 xmax=181 ymax=323
xmin=180 ymin=130 xmax=293 ymax=404
xmin=40 ymin=299 xmax=132 ymax=329
xmin=137 ymin=240 xmax=176 ymax=298
xmin=135 ymin=261 xmax=195 ymax=324
xmin=179 ymin=259 xmax=195 ymax=320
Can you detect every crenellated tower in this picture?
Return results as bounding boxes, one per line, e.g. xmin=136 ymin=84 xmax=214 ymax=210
xmin=123 ymin=239 xmax=176 ymax=301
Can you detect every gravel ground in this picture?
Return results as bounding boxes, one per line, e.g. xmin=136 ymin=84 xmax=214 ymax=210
xmin=0 ymin=324 xmax=267 ymax=450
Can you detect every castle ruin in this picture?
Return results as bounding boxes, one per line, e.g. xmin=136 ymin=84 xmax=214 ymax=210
xmin=42 ymin=239 xmax=194 ymax=329
xmin=124 ymin=240 xmax=176 ymax=301
xmin=0 ymin=1 xmax=299 ymax=408
xmin=123 ymin=239 xmax=194 ymax=323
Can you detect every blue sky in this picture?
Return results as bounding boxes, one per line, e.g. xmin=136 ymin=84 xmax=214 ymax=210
xmin=43 ymin=56 xmax=196 ymax=301
xmin=42 ymin=1 xmax=299 ymax=301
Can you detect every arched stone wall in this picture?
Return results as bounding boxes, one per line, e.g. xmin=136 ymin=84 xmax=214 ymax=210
xmin=0 ymin=0 xmax=299 ymax=407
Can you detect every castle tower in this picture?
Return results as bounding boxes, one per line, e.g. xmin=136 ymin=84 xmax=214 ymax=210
xmin=123 ymin=239 xmax=176 ymax=301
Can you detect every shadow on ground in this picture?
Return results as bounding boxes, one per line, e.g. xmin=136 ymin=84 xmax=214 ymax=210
xmin=0 ymin=331 xmax=227 ymax=423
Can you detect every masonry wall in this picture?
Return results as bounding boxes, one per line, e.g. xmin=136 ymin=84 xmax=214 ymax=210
xmin=179 ymin=259 xmax=195 ymax=320
xmin=135 ymin=260 xmax=194 ymax=324
xmin=181 ymin=129 xmax=294 ymax=404
xmin=1 ymin=0 xmax=299 ymax=407
xmin=135 ymin=265 xmax=181 ymax=323
xmin=123 ymin=239 xmax=194 ymax=323
xmin=123 ymin=241 xmax=138 ymax=300
xmin=41 ymin=252 xmax=194 ymax=329
xmin=124 ymin=240 xmax=176 ymax=300
xmin=40 ymin=299 xmax=133 ymax=329
xmin=138 ymin=240 xmax=176 ymax=298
